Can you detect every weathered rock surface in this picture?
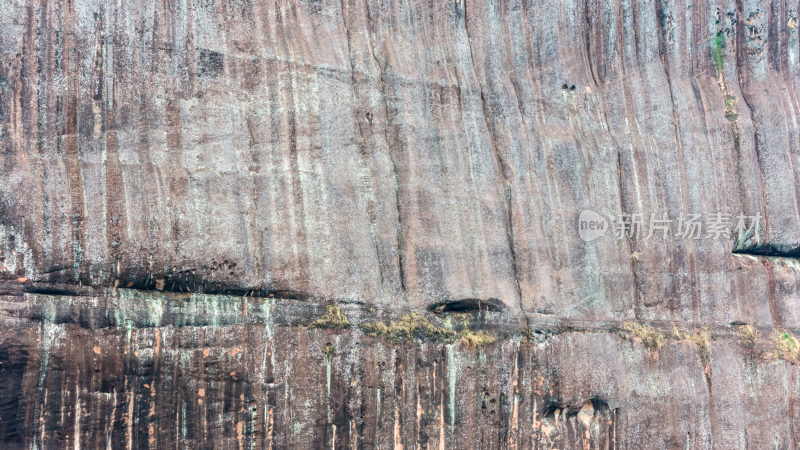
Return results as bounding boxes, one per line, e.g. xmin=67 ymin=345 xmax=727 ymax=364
xmin=1 ymin=284 xmax=798 ymax=449
xmin=1 ymin=0 xmax=799 ymax=448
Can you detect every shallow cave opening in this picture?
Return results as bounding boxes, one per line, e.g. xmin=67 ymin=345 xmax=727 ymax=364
xmin=427 ymin=297 xmax=505 ymax=314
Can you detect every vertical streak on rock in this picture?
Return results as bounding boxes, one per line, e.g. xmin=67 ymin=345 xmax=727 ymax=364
xmin=104 ymin=2 xmax=126 ymax=283
xmin=652 ymin=0 xmax=692 ymax=320
xmin=90 ymin=6 xmax=105 ymax=143
xmin=774 ymin=0 xmax=800 ymax=203
xmin=393 ymin=349 xmax=405 ymax=450
xmin=199 ymin=329 xmax=208 ymax=445
xmin=32 ymin=2 xmax=48 ymax=277
xmin=375 ymin=387 xmax=381 ymax=446
xmin=500 ymin=1 xmax=535 ymax=312
xmin=278 ymin=3 xmax=310 ymax=292
xmin=584 ymin=0 xmax=601 ymax=87
xmin=763 ymin=260 xmax=779 ymax=326
xmin=393 ymin=402 xmax=401 ymax=450
xmin=432 ymin=358 xmax=444 ymax=449
xmin=438 ymin=390 xmax=445 ymax=450
xmin=349 ymin=419 xmax=358 ymax=449
xmin=265 ymin=400 xmax=274 ymax=450
xmin=340 ymin=0 xmax=387 ymax=300
xmin=161 ymin=0 xmax=187 ymax=272
xmin=245 ymin=110 xmax=266 ymax=284
xmin=446 ymin=344 xmax=456 ymax=427
xmin=326 ymin=351 xmax=332 ymax=402
xmin=414 ymin=377 xmax=421 ymax=449
xmin=173 ymin=368 xmax=181 ymax=449
xmin=790 ymin=364 xmax=798 ymax=450
xmin=363 ymin=0 xmax=407 ymax=299
xmin=739 ymin=0 xmax=800 ymax=248
xmin=60 ymin=1 xmax=85 ymax=284
xmin=780 ymin=13 xmax=800 ymax=232
xmin=462 ymin=0 xmax=523 ymax=311
xmin=613 ymin=132 xmax=641 ymax=319
xmin=260 ymin=300 xmax=273 ymax=385
xmin=73 ymin=380 xmax=81 ymax=450
xmin=33 ymin=321 xmax=56 ymax=450
xmin=730 ymin=0 xmax=782 ymax=329
xmin=614 ymin=14 xmax=646 ymax=320
xmin=108 ymin=389 xmax=117 ymax=449
xmin=509 ymin=349 xmax=520 ymax=449
xmin=734 ymin=86 xmax=770 ymax=235
xmin=727 ymin=0 xmax=770 ymax=240
xmin=148 ymin=329 xmax=161 ymax=447
xmin=125 ymin=326 xmax=134 ymax=450
xmin=530 ymin=396 xmax=537 ymax=447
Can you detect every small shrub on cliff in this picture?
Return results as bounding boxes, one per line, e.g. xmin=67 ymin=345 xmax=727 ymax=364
xmin=772 ymin=331 xmax=800 ymax=363
xmin=712 ymin=30 xmax=725 ymax=70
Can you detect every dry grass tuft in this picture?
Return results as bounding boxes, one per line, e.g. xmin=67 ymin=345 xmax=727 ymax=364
xmin=620 ymin=322 xmax=665 ymax=351
xmin=682 ymin=328 xmax=711 ymax=363
xmin=734 ymin=324 xmax=761 ymax=359
xmin=307 ymin=305 xmax=351 ymax=329
xmin=459 ymin=329 xmax=496 ymax=348
xmin=360 ymin=313 xmax=456 ymax=342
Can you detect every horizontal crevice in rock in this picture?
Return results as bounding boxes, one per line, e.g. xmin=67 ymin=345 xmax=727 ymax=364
xmin=22 ymin=285 xmax=85 ymax=297
xmin=2 ymin=281 xmax=797 ymax=346
xmin=0 ymin=281 xmax=525 ymax=335
xmin=121 ymin=276 xmax=312 ymax=300
xmin=0 ymin=278 xmax=312 ymax=301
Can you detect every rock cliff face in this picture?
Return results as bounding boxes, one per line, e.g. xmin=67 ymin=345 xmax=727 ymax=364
xmin=1 ymin=0 xmax=799 ymax=448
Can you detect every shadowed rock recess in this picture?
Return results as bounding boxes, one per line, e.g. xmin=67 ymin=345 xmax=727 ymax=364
xmin=1 ymin=0 xmax=800 ymax=448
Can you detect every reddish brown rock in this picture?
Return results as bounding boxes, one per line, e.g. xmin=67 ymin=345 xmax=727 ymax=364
xmin=1 ymin=0 xmax=799 ymax=447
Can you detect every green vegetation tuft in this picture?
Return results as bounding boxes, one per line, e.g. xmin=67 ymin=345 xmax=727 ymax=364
xmin=724 ymin=95 xmax=738 ymax=121
xmin=772 ymin=331 xmax=800 ymax=363
xmin=724 ymin=95 xmax=736 ymax=111
xmin=713 ymin=30 xmax=726 ymax=70
xmin=306 ymin=305 xmax=351 ymax=329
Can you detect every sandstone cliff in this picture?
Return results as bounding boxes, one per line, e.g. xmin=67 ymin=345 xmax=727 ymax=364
xmin=1 ymin=0 xmax=799 ymax=448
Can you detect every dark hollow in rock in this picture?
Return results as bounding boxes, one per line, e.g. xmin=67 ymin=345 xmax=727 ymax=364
xmin=733 ymin=243 xmax=800 ymax=258
xmin=198 ymin=49 xmax=224 ymax=78
xmin=427 ymin=297 xmax=506 ymax=314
